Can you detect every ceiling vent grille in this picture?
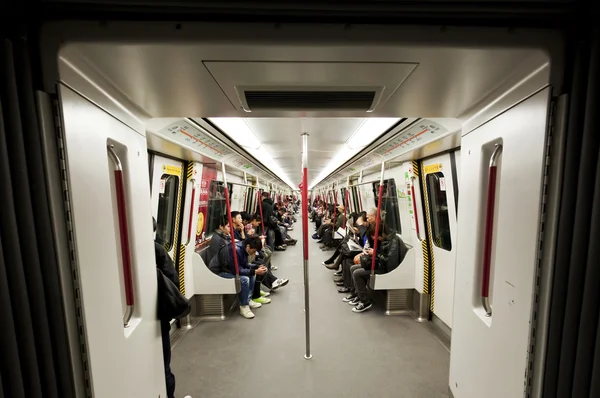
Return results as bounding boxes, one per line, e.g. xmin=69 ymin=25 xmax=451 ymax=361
xmin=243 ymin=90 xmax=377 ymax=110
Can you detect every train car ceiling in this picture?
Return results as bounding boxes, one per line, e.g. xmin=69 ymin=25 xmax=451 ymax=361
xmin=50 ymin=22 xmax=557 ymax=187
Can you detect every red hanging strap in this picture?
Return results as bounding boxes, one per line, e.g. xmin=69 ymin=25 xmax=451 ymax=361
xmin=223 ymin=186 xmax=239 ymax=276
xmin=344 ymin=189 xmax=349 ymax=226
xmin=411 ymin=182 xmax=420 ymax=239
xmin=257 ymin=190 xmax=265 ymax=235
xmin=186 ymin=184 xmax=196 ymax=244
xmin=370 ymin=184 xmax=384 ymax=274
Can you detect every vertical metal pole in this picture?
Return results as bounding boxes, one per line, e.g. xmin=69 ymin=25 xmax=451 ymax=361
xmin=222 ymin=163 xmax=240 ymax=278
xmin=301 ymin=133 xmax=312 ymax=360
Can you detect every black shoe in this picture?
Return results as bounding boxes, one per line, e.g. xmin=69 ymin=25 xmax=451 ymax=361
xmin=348 ymin=296 xmax=360 ymax=306
xmin=342 ymin=294 xmax=357 ymax=302
xmin=333 ymin=271 xmax=342 ymax=276
xmin=335 ymin=281 xmax=344 ymax=286
xmin=338 ymin=287 xmax=351 ymax=293
xmin=352 ymin=301 xmax=372 ymax=313
xmin=323 ymin=260 xmax=333 ymax=265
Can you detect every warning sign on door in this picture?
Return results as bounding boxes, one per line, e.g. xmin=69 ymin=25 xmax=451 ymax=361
xmin=439 ymin=177 xmax=446 ymax=191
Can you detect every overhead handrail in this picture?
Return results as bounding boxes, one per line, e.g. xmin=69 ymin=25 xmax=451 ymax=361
xmin=371 ymin=162 xmax=386 ymax=276
xmin=482 ymin=143 xmax=502 ymax=317
xmin=222 ymin=164 xmax=240 ymax=278
xmin=185 ymin=179 xmax=196 ymax=246
xmin=411 ymin=177 xmax=422 ymax=241
xmin=107 ymin=145 xmax=134 ymax=328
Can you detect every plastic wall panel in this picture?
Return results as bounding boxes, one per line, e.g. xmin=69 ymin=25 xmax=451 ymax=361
xmin=449 ymin=88 xmax=550 ymax=398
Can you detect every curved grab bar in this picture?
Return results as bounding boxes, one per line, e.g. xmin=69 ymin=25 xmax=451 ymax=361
xmin=482 ymin=143 xmax=503 ymax=317
xmin=410 ymin=178 xmax=422 ymax=241
xmin=107 ymin=145 xmax=134 ymax=327
xmin=184 ymin=179 xmax=196 ymax=246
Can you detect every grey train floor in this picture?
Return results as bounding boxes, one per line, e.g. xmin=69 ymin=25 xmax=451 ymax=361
xmin=171 ymin=225 xmax=450 ymax=398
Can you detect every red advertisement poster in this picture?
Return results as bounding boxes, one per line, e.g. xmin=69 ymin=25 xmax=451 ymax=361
xmin=196 ymin=166 xmax=217 ymax=247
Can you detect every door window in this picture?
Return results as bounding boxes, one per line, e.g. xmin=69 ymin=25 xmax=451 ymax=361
xmin=426 ymin=172 xmax=452 ymax=251
xmin=373 ymin=179 xmax=402 ymax=234
xmin=156 ymin=174 xmax=180 ymax=250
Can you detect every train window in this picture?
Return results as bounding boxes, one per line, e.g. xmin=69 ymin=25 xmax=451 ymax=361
xmin=156 ymin=174 xmax=180 ymax=250
xmin=352 ymin=187 xmax=361 ymax=212
xmin=373 ymin=179 xmax=402 ymax=234
xmin=245 ymin=187 xmax=254 ymax=213
xmin=205 ymin=180 xmax=227 ymax=239
xmin=426 ymin=172 xmax=452 ymax=251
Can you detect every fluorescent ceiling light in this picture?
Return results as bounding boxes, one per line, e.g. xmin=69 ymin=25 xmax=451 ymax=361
xmin=308 ymin=118 xmax=400 ymax=189
xmin=347 ymin=118 xmax=399 ymax=149
xmin=210 ymin=118 xmax=261 ymax=150
xmin=210 ymin=117 xmax=294 ymax=189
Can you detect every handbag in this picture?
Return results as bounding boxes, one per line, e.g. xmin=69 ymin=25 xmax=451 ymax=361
xmin=156 ymin=268 xmax=191 ymax=321
xmin=360 ymin=254 xmax=373 ymax=271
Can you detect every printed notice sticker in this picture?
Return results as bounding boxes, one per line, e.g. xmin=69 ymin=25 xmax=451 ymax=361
xmin=439 ymin=177 xmax=446 ymax=191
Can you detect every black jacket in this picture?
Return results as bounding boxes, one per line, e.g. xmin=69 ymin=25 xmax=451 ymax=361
xmin=376 ymin=232 xmax=409 ymax=274
xmin=154 ymin=242 xmax=177 ymax=286
xmin=261 ymin=198 xmax=278 ymax=228
xmin=155 ymin=241 xmax=190 ymax=321
xmin=207 ymin=229 xmax=230 ymax=264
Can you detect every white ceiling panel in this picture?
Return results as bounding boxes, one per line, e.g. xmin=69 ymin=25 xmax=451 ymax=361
xmin=211 ymin=117 xmax=369 ymax=187
xmin=55 ymin=23 xmax=553 ymax=187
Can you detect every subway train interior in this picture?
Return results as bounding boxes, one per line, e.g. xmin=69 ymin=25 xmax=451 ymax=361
xmin=1 ymin=2 xmax=600 ymax=398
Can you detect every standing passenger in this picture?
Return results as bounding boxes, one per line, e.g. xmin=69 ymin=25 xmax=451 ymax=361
xmin=153 ymin=218 xmax=192 ymax=398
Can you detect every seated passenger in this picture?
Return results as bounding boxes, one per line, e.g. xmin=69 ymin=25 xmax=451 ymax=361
xmin=319 ymin=204 xmax=346 ymax=250
xmin=261 ymin=192 xmax=287 ymax=251
xmin=321 ymin=211 xmax=360 ymax=268
xmin=336 ymin=209 xmax=376 ymax=290
xmin=230 ymin=211 xmax=246 ymax=241
xmin=207 ymin=216 xmax=230 ymax=263
xmin=212 ymin=236 xmax=267 ymax=319
xmin=349 ymin=224 xmax=409 ymax=313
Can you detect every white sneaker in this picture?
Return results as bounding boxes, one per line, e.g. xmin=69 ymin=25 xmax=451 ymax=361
xmin=239 ymin=305 xmax=255 ymax=319
xmin=272 ymin=278 xmax=290 ymax=290
xmin=249 ymin=300 xmax=262 ymax=309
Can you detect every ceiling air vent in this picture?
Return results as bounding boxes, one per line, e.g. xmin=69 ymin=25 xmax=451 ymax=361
xmin=240 ymin=88 xmax=379 ymax=111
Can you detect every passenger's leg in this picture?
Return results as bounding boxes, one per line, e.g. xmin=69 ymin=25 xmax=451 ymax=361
xmin=338 ymin=258 xmax=355 ymax=293
xmin=252 ymin=274 xmax=264 ymax=299
xmin=238 ymin=275 xmax=250 ymax=306
xmin=266 ymin=228 xmax=275 ymax=248
xmin=348 ymin=263 xmax=363 ymax=292
xmin=324 ymin=248 xmax=340 ymax=264
xmin=352 ymin=268 xmax=373 ymax=313
xmin=161 ymin=320 xmax=176 ymax=398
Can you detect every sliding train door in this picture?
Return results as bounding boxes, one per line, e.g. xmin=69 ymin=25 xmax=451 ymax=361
xmin=57 ymin=84 xmax=165 ymax=397
xmin=421 ymin=151 xmax=460 ymax=330
xmin=449 ymin=88 xmax=551 ymax=398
